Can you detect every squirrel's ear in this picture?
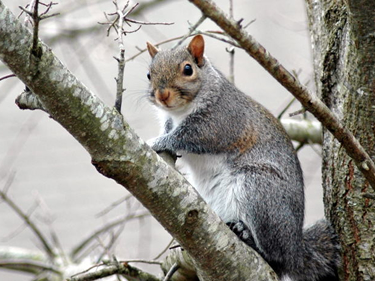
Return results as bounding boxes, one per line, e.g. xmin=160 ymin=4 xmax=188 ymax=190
xmin=147 ymin=42 xmax=159 ymax=58
xmin=188 ymin=35 xmax=205 ymax=67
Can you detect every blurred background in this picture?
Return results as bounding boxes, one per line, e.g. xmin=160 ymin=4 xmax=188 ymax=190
xmin=0 ymin=0 xmax=322 ymax=280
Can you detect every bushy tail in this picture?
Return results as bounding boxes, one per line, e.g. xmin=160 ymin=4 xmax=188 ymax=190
xmin=295 ymin=220 xmax=340 ymax=281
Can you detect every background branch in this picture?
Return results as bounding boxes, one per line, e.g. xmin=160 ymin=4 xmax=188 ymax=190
xmin=0 ymin=189 xmax=56 ymax=260
xmin=66 ymin=262 xmax=161 ymax=281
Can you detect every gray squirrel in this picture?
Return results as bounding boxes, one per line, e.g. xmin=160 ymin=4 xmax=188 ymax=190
xmin=146 ymin=35 xmax=340 ymax=281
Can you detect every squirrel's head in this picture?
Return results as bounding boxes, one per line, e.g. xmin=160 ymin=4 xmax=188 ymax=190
xmin=146 ymin=35 xmax=205 ymax=111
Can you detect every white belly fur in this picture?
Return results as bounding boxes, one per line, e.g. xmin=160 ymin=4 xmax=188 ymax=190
xmin=179 ymin=152 xmax=244 ymax=223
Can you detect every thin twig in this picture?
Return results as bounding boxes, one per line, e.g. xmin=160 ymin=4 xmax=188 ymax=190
xmin=227 ymin=0 xmax=235 ymax=84
xmin=36 ymin=194 xmax=69 ymax=265
xmin=126 ymin=18 xmax=173 ymax=26
xmin=0 ymin=74 xmax=16 ymax=81
xmin=99 ymin=2 xmax=173 ymax=36
xmin=96 ymin=194 xmax=133 ymax=217
xmin=127 ymin=31 xmax=240 ymax=63
xmin=163 ymin=262 xmax=179 ymax=281
xmin=201 ymin=31 xmax=240 ymax=47
xmin=18 ymin=0 xmax=35 ymax=26
xmin=1 ymin=200 xmax=39 ymax=242
xmin=153 ymin=238 xmax=175 ymax=260
xmin=66 ymin=262 xmax=161 ymax=281
xmin=277 ymin=97 xmax=296 ymax=119
xmin=19 ymin=1 xmax=58 ymax=79
xmin=70 ymin=212 xmax=149 ymax=260
xmin=126 ymin=35 xmax=190 ymax=62
xmin=227 ymin=45 xmax=235 ymax=84
xmin=102 ymin=1 xmax=173 ymax=112
xmin=31 ymin=0 xmax=40 ymax=57
xmin=289 ymin=108 xmax=306 ymax=117
xmin=2 ymin=170 xmax=16 ymax=195
xmin=172 ymin=15 xmax=207 ymax=49
xmin=0 ymin=190 xmax=56 ymax=259
xmin=0 ymin=259 xmax=62 ymax=275
xmin=113 ymin=0 xmax=126 ymax=112
xmin=122 ymin=259 xmax=162 ymax=265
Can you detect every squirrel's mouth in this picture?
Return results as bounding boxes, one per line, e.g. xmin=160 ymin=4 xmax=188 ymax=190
xmin=154 ymin=88 xmax=188 ymax=110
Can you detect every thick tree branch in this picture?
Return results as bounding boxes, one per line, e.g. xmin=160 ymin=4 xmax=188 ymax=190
xmin=0 ymin=2 xmax=277 ymax=280
xmin=188 ymin=0 xmax=375 ymax=189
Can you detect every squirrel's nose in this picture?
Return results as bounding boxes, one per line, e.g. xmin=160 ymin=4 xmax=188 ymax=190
xmin=156 ymin=89 xmax=171 ymax=102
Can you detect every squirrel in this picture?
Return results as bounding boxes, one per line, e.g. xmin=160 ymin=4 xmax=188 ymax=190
xmin=145 ymin=35 xmax=340 ymax=281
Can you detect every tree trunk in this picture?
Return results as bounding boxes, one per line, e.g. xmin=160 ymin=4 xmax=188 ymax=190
xmin=305 ymin=0 xmax=375 ymax=280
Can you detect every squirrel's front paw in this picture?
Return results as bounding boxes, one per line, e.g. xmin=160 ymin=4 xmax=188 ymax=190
xmin=227 ymin=220 xmax=256 ymax=248
xmin=146 ymin=137 xmax=159 ymax=149
xmin=147 ymin=136 xmax=177 ymax=158
xmin=147 ymin=136 xmax=167 ymax=153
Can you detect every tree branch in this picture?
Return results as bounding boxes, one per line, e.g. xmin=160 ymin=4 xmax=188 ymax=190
xmin=0 ymin=189 xmax=56 ymax=260
xmin=281 ymin=119 xmax=322 ymax=145
xmin=0 ymin=247 xmax=57 ymax=275
xmin=187 ymin=0 xmax=375 ymax=189
xmin=70 ymin=212 xmax=149 ymax=261
xmin=67 ymin=262 xmax=161 ymax=281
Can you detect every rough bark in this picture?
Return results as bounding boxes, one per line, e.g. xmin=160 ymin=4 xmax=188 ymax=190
xmin=305 ymin=0 xmax=375 ymax=280
xmin=0 ymin=2 xmax=277 ymax=281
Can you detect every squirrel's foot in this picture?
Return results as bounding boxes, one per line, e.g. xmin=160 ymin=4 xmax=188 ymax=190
xmin=226 ymin=220 xmax=256 ymax=248
xmin=146 ymin=137 xmax=177 ymax=158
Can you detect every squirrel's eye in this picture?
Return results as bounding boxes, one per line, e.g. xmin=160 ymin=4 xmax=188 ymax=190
xmin=147 ymin=72 xmax=151 ymax=80
xmin=183 ymin=64 xmax=193 ymax=76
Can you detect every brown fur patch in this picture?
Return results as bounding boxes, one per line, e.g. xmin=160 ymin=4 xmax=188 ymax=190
xmin=228 ymin=124 xmax=257 ymax=154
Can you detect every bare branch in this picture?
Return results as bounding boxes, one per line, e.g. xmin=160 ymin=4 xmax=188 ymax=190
xmin=1 ymin=201 xmax=39 ymax=243
xmin=113 ymin=0 xmax=126 ymax=112
xmin=96 ymin=194 xmax=133 ymax=217
xmin=200 ymin=31 xmax=240 ymax=47
xmin=227 ymin=0 xmax=235 ymax=84
xmin=0 ymin=189 xmax=56 ymax=260
xmin=277 ymin=97 xmax=296 ymax=119
xmin=70 ymin=212 xmax=149 ymax=260
xmin=163 ymin=262 xmax=179 ymax=281
xmin=126 ymin=35 xmax=189 ymax=62
xmin=66 ymin=262 xmax=161 ymax=281
xmin=0 ymin=259 xmax=61 ymax=275
xmin=1 ymin=170 xmax=16 ymax=195
xmin=101 ymin=0 xmax=173 ymax=112
xmin=100 ymin=1 xmax=173 ymax=37
xmin=153 ymin=238 xmax=175 ymax=260
xmin=0 ymin=246 xmax=51 ymax=274
xmin=122 ymin=259 xmax=162 ymax=265
xmin=0 ymin=73 xmax=16 ymax=81
xmin=125 ymin=18 xmax=173 ymax=26
xmin=172 ymin=15 xmax=207 ymax=49
xmin=281 ymin=119 xmax=322 ymax=145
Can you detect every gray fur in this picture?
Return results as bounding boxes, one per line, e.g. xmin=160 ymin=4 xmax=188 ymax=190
xmin=147 ymin=37 xmax=340 ymax=281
